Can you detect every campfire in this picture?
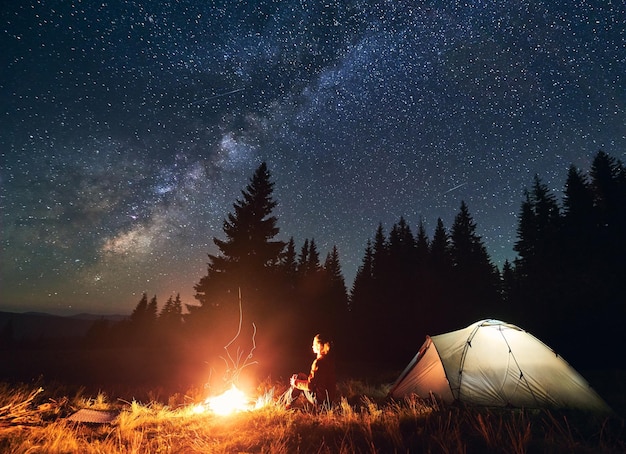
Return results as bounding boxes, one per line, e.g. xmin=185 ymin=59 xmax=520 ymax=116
xmin=192 ymin=294 xmax=270 ymax=416
xmin=206 ymin=385 xmax=253 ymax=415
xmin=193 ymin=384 xmax=270 ymax=416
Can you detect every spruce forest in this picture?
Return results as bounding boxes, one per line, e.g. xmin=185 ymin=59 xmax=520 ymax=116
xmin=7 ymin=151 xmax=624 ymax=393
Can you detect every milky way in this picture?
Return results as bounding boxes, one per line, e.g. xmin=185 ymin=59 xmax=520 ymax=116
xmin=2 ymin=0 xmax=625 ymax=315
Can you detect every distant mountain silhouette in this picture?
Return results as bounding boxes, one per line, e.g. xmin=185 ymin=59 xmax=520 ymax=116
xmin=0 ymin=311 xmax=127 ymax=341
xmin=66 ymin=313 xmax=128 ymax=321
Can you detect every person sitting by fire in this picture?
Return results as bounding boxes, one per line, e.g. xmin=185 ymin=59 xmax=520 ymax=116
xmin=281 ymin=333 xmax=336 ymax=409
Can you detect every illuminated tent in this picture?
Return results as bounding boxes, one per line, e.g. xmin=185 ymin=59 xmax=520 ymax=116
xmin=389 ymin=319 xmax=610 ymax=412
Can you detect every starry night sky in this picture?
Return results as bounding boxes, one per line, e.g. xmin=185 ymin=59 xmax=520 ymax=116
xmin=2 ymin=1 xmax=624 ymax=315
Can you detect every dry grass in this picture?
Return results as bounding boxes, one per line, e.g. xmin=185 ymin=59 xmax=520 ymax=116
xmin=0 ymin=381 xmax=623 ymax=454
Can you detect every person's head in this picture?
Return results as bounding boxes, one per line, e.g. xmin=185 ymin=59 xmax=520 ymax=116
xmin=312 ymin=334 xmax=331 ymax=357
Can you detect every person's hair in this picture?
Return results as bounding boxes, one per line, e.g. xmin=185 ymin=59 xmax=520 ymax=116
xmin=314 ymin=334 xmax=332 ymax=355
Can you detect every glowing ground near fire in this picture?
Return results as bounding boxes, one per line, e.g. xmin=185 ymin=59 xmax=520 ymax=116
xmin=1 ymin=380 xmax=624 ymax=453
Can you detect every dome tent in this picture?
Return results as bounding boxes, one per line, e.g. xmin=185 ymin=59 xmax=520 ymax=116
xmin=389 ymin=319 xmax=610 ymax=412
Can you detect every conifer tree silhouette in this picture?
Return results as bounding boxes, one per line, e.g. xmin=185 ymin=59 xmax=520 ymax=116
xmin=322 ymin=245 xmax=349 ymax=341
xmin=192 ymin=162 xmax=285 ymax=325
xmin=449 ymin=201 xmax=500 ymax=327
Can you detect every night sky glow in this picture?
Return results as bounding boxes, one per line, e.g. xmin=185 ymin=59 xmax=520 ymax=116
xmin=2 ymin=1 xmax=625 ymax=315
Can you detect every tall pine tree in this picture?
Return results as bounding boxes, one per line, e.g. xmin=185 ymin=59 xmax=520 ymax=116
xmin=512 ymin=176 xmax=562 ymax=338
xmin=192 ymin=162 xmax=285 ymax=329
xmin=321 ymin=246 xmax=349 ymax=343
xmin=449 ymin=201 xmax=500 ymax=327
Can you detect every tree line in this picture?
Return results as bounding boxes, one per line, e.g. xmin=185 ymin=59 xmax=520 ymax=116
xmin=88 ymin=151 xmax=624 ymax=372
xmin=84 ymin=293 xmax=184 ymax=348
xmin=348 ymin=151 xmax=625 ymax=367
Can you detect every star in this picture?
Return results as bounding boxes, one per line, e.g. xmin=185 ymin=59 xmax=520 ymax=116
xmin=1 ymin=0 xmax=624 ymax=314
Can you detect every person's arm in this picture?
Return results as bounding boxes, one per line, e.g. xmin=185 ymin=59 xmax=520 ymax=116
xmin=290 ymin=374 xmax=310 ymax=391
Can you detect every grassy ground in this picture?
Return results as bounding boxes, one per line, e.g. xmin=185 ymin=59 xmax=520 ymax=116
xmin=0 ymin=378 xmax=624 ymax=453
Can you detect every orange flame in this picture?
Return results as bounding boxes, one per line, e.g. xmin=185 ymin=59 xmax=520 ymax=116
xmin=191 ymin=384 xmax=272 ymax=416
xmin=206 ymin=384 xmax=251 ymax=415
xmin=192 ymin=385 xmax=263 ymax=416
